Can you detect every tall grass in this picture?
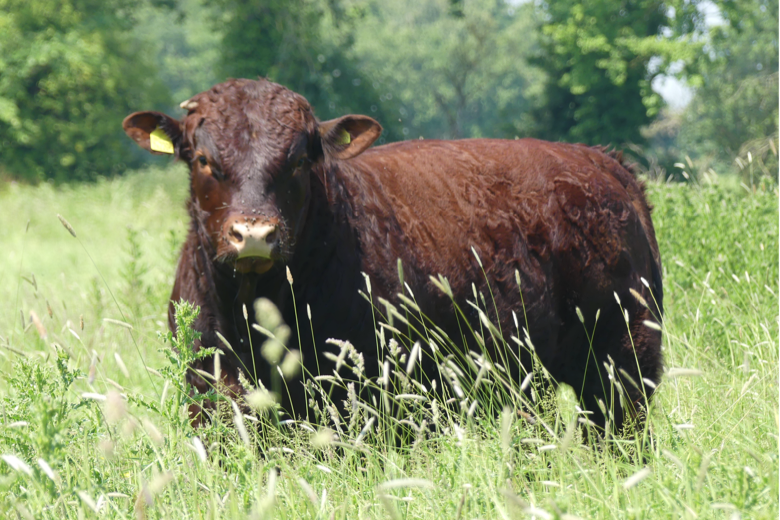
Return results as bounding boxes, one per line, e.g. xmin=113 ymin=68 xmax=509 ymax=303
xmin=0 ymin=166 xmax=776 ymax=519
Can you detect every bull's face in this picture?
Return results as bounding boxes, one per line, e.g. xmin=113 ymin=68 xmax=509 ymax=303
xmin=123 ymin=79 xmax=381 ymax=274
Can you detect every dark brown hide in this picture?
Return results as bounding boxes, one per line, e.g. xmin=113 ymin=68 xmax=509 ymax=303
xmin=123 ymin=78 xmax=663 ymax=431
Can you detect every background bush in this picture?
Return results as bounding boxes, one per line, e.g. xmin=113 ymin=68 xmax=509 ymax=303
xmin=0 ymin=0 xmax=170 ymax=182
xmin=0 ymin=0 xmax=776 ymax=183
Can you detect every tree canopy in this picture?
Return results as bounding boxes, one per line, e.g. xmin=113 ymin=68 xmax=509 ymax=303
xmin=349 ymin=0 xmax=544 ymax=140
xmin=677 ymin=0 xmax=778 ymax=174
xmin=0 ymin=0 xmax=776 ymax=183
xmin=529 ymin=0 xmax=705 ymax=147
xmin=207 ymin=0 xmax=404 ymax=140
xmin=0 ymin=0 xmax=169 ymax=182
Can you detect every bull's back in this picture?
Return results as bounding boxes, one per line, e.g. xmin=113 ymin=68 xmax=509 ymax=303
xmin=350 ymin=138 xmax=656 ymax=283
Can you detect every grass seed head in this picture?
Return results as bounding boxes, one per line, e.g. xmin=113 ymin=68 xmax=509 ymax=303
xmin=57 ymin=214 xmax=77 ymax=237
xmin=297 ymin=478 xmax=319 ymax=509
xmin=191 ymin=436 xmax=207 ymax=462
xmin=213 ymin=351 xmax=221 ymax=382
xmin=122 ymin=417 xmax=139 ymax=437
xmin=160 ymin=380 xmax=171 ymax=408
xmin=254 ymin=297 xmax=282 ymax=331
xmin=103 ymin=318 xmax=133 ymax=329
xmin=215 ymin=331 xmax=236 ymax=352
xmin=246 ymin=389 xmax=276 ymax=412
xmin=99 ymin=439 xmax=116 ymax=459
xmin=643 ymin=320 xmax=662 ymax=331
xmin=500 ymin=407 xmax=513 ymax=453
xmin=406 ymin=341 xmax=420 ymax=374
xmin=362 ymin=272 xmax=372 ymax=294
xmin=629 ymin=288 xmax=648 ymax=308
xmin=467 ymin=399 xmax=478 ymax=418
xmin=667 ymin=367 xmax=704 ymax=378
xmin=88 ymin=356 xmax=97 ymax=385
xmin=356 ymin=416 xmax=375 ymax=444
xmin=142 ymin=419 xmax=164 ymax=446
xmin=149 ymin=472 xmax=174 ymax=497
xmin=1 ymin=454 xmax=33 ymax=475
xmin=471 ymin=246 xmax=483 ymax=268
xmin=231 ymin=400 xmax=251 ymax=448
xmin=105 ymin=390 xmax=126 ymax=424
xmin=623 ymin=467 xmax=652 ymax=490
xmin=261 ymin=339 xmax=285 ymax=365
xmin=312 ymin=427 xmax=334 ymax=448
xmin=378 ymin=478 xmax=435 ymax=491
xmin=520 ymin=371 xmax=534 ymax=392
xmin=37 ymin=458 xmax=60 ymax=485
xmin=382 ymin=360 xmax=390 ymax=388
xmin=30 ymin=310 xmax=47 ymax=339
xmin=280 ymin=349 xmax=301 ymax=378
xmin=77 ymin=491 xmax=98 ymax=513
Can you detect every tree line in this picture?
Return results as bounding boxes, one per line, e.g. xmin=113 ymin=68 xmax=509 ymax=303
xmin=0 ymin=0 xmax=776 ymax=183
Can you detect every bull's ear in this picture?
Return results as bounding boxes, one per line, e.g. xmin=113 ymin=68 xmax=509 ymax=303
xmin=319 ymin=115 xmax=382 ymax=160
xmin=122 ymin=111 xmax=183 ymax=156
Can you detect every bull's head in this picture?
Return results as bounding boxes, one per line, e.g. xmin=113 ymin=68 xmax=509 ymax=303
xmin=123 ymin=78 xmax=382 ymax=274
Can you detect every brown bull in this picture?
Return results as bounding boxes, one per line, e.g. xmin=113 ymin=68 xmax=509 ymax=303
xmin=123 ymin=78 xmax=663 ymax=431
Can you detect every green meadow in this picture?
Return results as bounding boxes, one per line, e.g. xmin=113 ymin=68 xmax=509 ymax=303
xmin=0 ymin=166 xmax=777 ymax=519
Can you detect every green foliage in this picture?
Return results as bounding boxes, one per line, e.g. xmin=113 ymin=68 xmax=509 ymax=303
xmin=207 ymin=0 xmax=402 ymax=138
xmin=1 ymin=0 xmax=774 ymax=184
xmin=0 ymin=350 xmax=85 ymax=464
xmin=120 ymin=226 xmax=150 ymax=317
xmin=163 ymin=300 xmax=207 ymax=379
xmin=650 ymin=178 xmax=778 ymax=358
xmin=350 ymin=0 xmax=544 ymax=140
xmin=158 ymin=301 xmax=216 ymax=412
xmin=132 ymin=0 xmax=222 ymax=110
xmin=675 ymin=0 xmax=778 ymax=175
xmin=0 ymin=0 xmax=170 ymax=182
xmin=531 ymin=0 xmax=703 ymax=146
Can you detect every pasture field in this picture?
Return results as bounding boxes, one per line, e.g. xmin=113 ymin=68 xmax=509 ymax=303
xmin=0 ymin=166 xmax=777 ymax=519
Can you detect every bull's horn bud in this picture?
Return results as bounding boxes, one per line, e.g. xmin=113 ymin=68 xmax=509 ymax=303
xmin=179 ymin=99 xmax=199 ymax=110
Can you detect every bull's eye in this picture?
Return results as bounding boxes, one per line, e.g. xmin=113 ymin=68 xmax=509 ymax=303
xmin=296 ymin=157 xmax=306 ymax=170
xmin=198 ymin=155 xmax=208 ymax=167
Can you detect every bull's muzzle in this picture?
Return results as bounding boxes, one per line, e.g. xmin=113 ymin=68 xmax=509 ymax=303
xmin=227 ymin=221 xmax=278 ymax=259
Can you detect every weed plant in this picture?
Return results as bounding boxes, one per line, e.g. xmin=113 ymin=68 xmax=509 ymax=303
xmin=0 ymin=166 xmax=776 ymax=519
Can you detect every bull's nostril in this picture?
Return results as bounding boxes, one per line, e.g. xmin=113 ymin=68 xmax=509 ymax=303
xmin=229 ymin=226 xmax=244 ymax=243
xmin=265 ymin=228 xmax=278 ymax=245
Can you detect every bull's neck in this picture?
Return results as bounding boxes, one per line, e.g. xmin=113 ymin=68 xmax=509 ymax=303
xmin=292 ymin=162 xmax=361 ymax=271
xmin=285 ymin=161 xmax=370 ymax=328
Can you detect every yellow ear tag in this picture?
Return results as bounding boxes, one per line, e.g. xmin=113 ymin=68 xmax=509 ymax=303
xmin=150 ymin=128 xmax=174 ymax=154
xmin=335 ymin=129 xmax=351 ymax=146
